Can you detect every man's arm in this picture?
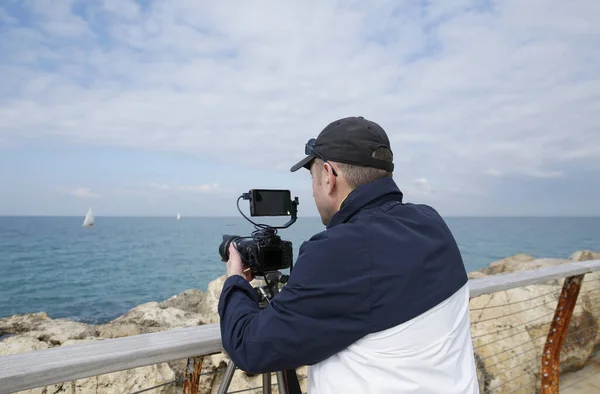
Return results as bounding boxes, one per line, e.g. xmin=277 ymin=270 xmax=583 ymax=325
xmin=217 ymin=230 xmax=371 ymax=374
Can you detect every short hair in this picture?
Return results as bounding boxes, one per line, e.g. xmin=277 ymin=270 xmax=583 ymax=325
xmin=315 ymin=147 xmax=393 ymax=190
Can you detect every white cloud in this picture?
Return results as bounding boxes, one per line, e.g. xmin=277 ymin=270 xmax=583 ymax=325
xmin=178 ymin=183 xmax=226 ymax=193
xmin=146 ymin=182 xmax=171 ymax=191
xmin=412 ymin=178 xmax=433 ymax=195
xmin=69 ymin=187 xmax=101 ymax=199
xmin=143 ymin=182 xmax=231 ymax=195
xmin=0 ymin=0 xmax=599 ymax=210
xmin=486 ymin=169 xmax=503 ymax=177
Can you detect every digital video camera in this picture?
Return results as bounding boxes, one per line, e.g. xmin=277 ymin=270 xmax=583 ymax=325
xmin=218 ymin=189 xmax=299 ymax=276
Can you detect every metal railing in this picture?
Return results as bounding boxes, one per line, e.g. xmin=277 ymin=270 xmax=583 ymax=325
xmin=1 ymin=259 xmax=599 ymax=394
xmin=469 ymin=268 xmax=600 ymax=393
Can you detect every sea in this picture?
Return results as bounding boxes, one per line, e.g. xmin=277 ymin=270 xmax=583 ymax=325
xmin=1 ymin=216 xmax=599 ymax=325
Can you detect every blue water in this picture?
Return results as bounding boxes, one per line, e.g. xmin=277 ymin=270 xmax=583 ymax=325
xmin=1 ymin=216 xmax=599 ymax=324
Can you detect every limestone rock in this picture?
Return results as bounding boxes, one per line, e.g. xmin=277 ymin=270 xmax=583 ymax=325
xmin=468 ymin=271 xmax=487 ymax=279
xmin=0 ymin=312 xmax=50 ymax=335
xmin=197 ymin=275 xmax=267 ymax=325
xmin=160 ymin=288 xmax=204 ymax=313
xmin=29 ymin=319 xmax=91 ymax=343
xmin=197 ymin=275 xmax=227 ymax=324
xmin=479 ymin=254 xmax=535 ymax=275
xmin=579 ymin=271 xmax=600 ymax=348
xmin=0 ymin=335 xmax=49 ymax=356
xmin=99 ymin=301 xmax=204 ymax=336
xmin=478 ymin=254 xmax=571 ymax=278
xmin=570 ymin=250 xmax=600 ymax=262
xmin=88 ymin=322 xmax=142 ymax=339
xmin=0 ymin=312 xmax=91 ymax=345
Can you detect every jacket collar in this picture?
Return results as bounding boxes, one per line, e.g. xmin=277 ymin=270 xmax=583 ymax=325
xmin=326 ymin=177 xmax=404 ymax=229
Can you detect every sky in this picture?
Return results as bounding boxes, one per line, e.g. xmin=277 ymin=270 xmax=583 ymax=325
xmin=0 ymin=0 xmax=599 ymax=217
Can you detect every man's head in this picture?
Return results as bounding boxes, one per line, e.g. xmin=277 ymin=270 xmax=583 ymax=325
xmin=290 ymin=116 xmax=394 ymax=225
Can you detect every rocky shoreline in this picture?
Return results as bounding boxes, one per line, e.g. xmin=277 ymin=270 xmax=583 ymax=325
xmin=2 ymin=250 xmax=600 ymax=394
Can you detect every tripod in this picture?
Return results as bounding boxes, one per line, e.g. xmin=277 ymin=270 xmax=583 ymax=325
xmin=217 ymin=271 xmax=303 ymax=394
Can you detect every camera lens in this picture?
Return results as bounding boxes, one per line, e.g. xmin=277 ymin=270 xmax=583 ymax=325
xmin=219 ymin=234 xmax=239 ymax=262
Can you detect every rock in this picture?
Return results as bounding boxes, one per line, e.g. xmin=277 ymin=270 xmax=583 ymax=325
xmin=197 ymin=275 xmax=227 ymax=324
xmin=160 ymin=289 xmax=204 ymax=313
xmin=0 ymin=335 xmax=49 ymax=356
xmin=570 ymin=250 xmax=600 ymax=262
xmin=48 ymin=334 xmax=69 ymax=346
xmin=0 ymin=333 xmax=13 ymax=341
xmin=570 ymin=250 xmax=600 ymax=336
xmin=0 ymin=312 xmax=91 ymax=345
xmin=479 ymin=254 xmax=535 ymax=275
xmin=0 ymin=312 xmax=50 ymax=335
xmin=478 ymin=254 xmax=571 ymax=278
xmin=29 ymin=319 xmax=91 ymax=344
xmin=88 ymin=322 xmax=142 ymax=339
xmin=197 ymin=275 xmax=268 ymax=325
xmin=468 ymin=271 xmax=487 ymax=279
xmin=97 ymin=301 xmax=205 ymax=337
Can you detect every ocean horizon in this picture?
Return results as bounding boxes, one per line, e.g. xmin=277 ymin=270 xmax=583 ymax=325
xmin=2 ymin=216 xmax=599 ymax=325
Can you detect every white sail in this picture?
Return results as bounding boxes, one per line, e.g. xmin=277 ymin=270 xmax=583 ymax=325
xmin=176 ymin=212 xmax=181 ymax=220
xmin=82 ymin=207 xmax=94 ymax=227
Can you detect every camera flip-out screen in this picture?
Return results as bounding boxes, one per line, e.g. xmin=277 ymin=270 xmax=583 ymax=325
xmin=250 ymin=189 xmax=292 ymax=217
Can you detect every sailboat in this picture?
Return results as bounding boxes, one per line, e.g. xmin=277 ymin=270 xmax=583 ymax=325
xmin=176 ymin=212 xmax=181 ymax=220
xmin=82 ymin=207 xmax=94 ymax=228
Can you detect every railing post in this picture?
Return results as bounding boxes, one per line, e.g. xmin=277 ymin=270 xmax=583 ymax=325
xmin=183 ymin=356 xmax=204 ymax=394
xmin=539 ymin=274 xmax=585 ymax=394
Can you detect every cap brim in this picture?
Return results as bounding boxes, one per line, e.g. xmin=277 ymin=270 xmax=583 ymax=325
xmin=290 ymin=155 xmax=315 ymax=172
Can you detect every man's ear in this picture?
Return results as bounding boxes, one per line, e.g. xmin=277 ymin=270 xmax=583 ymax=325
xmin=324 ymin=163 xmax=336 ymax=191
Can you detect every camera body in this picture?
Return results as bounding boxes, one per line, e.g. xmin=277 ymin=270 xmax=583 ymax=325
xmin=219 ymin=232 xmax=293 ymax=274
xmin=218 ymin=189 xmax=299 ymax=276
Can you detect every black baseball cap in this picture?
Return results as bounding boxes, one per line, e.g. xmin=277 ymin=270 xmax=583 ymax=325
xmin=290 ymin=116 xmax=394 ymax=173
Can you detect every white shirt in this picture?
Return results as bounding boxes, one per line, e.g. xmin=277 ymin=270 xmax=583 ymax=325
xmin=307 ymin=283 xmax=479 ymax=393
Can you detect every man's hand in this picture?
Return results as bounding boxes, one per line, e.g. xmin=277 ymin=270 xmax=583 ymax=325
xmin=226 ymin=243 xmax=254 ymax=281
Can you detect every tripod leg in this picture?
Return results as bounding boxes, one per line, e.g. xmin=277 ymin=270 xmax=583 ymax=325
xmin=275 ymin=371 xmax=288 ymax=394
xmin=216 ymin=361 xmax=237 ymax=394
xmin=262 ymin=372 xmax=272 ymax=394
xmin=276 ymin=369 xmax=302 ymax=394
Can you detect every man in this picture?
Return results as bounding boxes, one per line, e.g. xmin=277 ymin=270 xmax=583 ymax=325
xmin=218 ymin=116 xmax=480 ymax=393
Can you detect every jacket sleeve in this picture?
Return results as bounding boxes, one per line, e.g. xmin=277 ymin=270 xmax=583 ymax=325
xmin=217 ymin=229 xmax=371 ymax=374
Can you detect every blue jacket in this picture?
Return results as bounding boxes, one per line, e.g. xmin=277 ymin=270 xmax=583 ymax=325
xmin=217 ymin=177 xmax=468 ymax=374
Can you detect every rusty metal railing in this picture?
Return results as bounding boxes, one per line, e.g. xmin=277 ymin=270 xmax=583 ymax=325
xmin=469 ymin=271 xmax=600 ymax=393
xmin=539 ymin=274 xmax=585 ymax=394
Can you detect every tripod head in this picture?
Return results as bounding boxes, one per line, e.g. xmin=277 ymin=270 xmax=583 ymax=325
xmin=253 ymin=271 xmax=289 ymax=309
